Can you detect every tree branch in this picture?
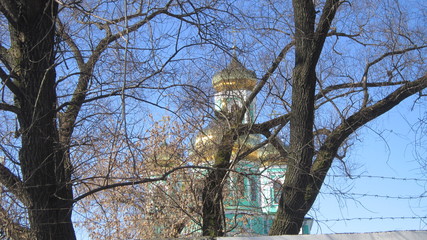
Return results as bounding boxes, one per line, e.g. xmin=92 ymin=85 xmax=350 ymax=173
xmin=0 ymin=163 xmax=30 ymax=207
xmin=74 ymin=165 xmax=212 ymax=202
xmin=56 ymin=20 xmax=85 ymax=70
xmin=316 ymin=0 xmax=340 ymax=38
xmin=0 ymin=67 xmax=22 ymax=98
xmin=60 ymin=5 xmax=172 ymax=143
xmin=239 ymin=41 xmax=295 ymax=123
xmin=0 ymin=205 xmax=31 ymax=240
xmin=313 ymin=0 xmax=340 ymax=61
xmin=0 ymin=103 xmax=20 ymax=114
xmin=0 ymin=1 xmax=19 ymax=25
xmin=249 ymin=113 xmax=291 ymax=136
xmin=308 ymin=73 xmax=427 ymax=203
xmin=364 ymin=46 xmax=427 ymax=76
xmin=0 ymin=44 xmax=12 ymax=69
xmin=315 ymin=81 xmax=409 ymax=101
xmin=261 ymin=124 xmax=289 ymax=159
xmin=360 ymin=45 xmax=427 ymax=107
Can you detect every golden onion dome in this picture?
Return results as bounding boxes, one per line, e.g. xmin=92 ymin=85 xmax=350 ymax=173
xmin=190 ymin=55 xmax=286 ymax=166
xmin=212 ymin=57 xmax=257 ymax=92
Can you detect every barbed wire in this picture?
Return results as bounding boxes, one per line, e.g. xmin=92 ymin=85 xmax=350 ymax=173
xmin=1 ymin=173 xmax=426 ymax=190
xmin=316 ymin=216 xmax=427 ymax=222
xmin=321 ymin=192 xmax=427 ymax=200
xmin=329 ymin=174 xmax=427 ymax=182
xmin=18 ymin=215 xmax=426 ymax=226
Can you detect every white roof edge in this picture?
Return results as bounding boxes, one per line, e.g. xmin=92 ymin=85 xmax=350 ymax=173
xmin=217 ymin=230 xmax=427 ymax=240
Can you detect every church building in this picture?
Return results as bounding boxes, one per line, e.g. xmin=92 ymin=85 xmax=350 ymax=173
xmin=194 ymin=55 xmax=312 ymax=235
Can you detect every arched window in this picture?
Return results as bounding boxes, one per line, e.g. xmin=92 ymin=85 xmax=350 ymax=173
xmin=236 ymin=173 xmax=245 ymax=198
xmin=249 ymin=176 xmax=258 ymax=202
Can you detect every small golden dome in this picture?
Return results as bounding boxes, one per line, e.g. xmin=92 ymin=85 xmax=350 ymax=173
xmin=212 ymin=57 xmax=257 ymax=92
xmin=193 ymin=121 xmax=284 ymax=163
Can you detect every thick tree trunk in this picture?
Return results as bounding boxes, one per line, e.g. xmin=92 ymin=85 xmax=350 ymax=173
xmin=8 ymin=1 xmax=76 ymax=239
xmin=269 ymin=63 xmax=317 ymax=235
xmin=269 ymin=0 xmax=317 ymax=235
xmin=269 ymin=0 xmax=340 ymax=235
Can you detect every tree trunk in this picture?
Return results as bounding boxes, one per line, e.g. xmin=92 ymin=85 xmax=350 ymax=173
xmin=201 ymin=129 xmax=235 ymax=236
xmin=269 ymin=0 xmax=339 ymax=235
xmin=201 ymin=168 xmax=227 ymax=236
xmin=7 ymin=1 xmax=76 ymax=239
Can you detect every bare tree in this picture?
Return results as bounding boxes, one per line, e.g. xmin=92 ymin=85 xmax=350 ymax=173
xmin=75 ymin=116 xmax=205 ymax=239
xmin=195 ymin=0 xmax=427 ymax=236
xmin=1 ymin=0 xmax=425 ymax=239
xmin=0 ymin=0 xmax=228 ymax=239
xmin=266 ymin=0 xmax=426 ymax=234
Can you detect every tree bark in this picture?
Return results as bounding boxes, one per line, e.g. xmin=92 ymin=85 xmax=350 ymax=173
xmin=269 ymin=0 xmax=425 ymax=235
xmin=3 ymin=0 xmax=76 ymax=239
xmin=201 ymin=129 xmax=235 ymax=236
xmin=269 ymin=0 xmax=340 ymax=235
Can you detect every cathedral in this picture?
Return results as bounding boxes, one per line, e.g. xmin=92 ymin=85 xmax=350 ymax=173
xmin=193 ymin=55 xmax=312 ymax=235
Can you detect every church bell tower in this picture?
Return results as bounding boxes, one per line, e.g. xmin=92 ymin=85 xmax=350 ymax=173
xmin=212 ymin=56 xmax=257 ymax=123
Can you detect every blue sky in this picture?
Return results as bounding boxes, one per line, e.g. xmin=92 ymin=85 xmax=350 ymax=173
xmin=62 ymin=0 xmax=427 ymax=237
xmin=310 ymin=96 xmax=427 ymax=234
